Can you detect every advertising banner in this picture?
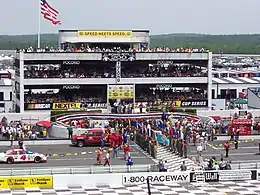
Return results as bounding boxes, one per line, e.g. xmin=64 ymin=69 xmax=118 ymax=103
xmin=78 ymin=31 xmax=132 ymax=37
xmin=108 ymin=85 xmax=134 ymax=99
xmin=52 ymin=102 xmax=81 ymax=110
xmin=190 ymin=171 xmax=219 ymax=182
xmin=25 ymin=103 xmax=51 ymax=110
xmin=0 ymin=176 xmax=53 ymax=189
xmin=181 ymin=100 xmax=208 ymax=107
xmin=219 ymin=170 xmax=252 ymax=181
xmin=122 ymin=172 xmax=190 ymax=185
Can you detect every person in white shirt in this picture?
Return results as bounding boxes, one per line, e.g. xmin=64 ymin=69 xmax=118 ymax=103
xmin=104 ymin=151 xmax=111 ymax=166
xmin=197 ymin=144 xmax=203 ymax=156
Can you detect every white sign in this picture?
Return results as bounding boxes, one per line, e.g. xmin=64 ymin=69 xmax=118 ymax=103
xmin=63 ymin=61 xmax=80 ymax=65
xmin=219 ymin=170 xmax=251 ymax=181
xmin=63 ymin=85 xmax=80 ymax=90
xmin=122 ymin=172 xmax=190 ymax=185
xmin=35 ymin=104 xmax=51 ymax=109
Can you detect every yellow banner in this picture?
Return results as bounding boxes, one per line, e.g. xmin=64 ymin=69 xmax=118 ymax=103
xmin=52 ymin=102 xmax=81 ymax=110
xmin=0 ymin=176 xmax=53 ymax=189
xmin=108 ymin=85 xmax=134 ymax=99
xmin=78 ymin=31 xmax=132 ymax=37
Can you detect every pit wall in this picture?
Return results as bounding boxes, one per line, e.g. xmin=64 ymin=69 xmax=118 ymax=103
xmin=197 ymin=109 xmax=260 ymax=117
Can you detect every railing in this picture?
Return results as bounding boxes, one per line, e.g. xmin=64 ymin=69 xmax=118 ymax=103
xmin=232 ymin=162 xmax=260 ymax=170
xmin=0 ymin=164 xmax=157 ymax=176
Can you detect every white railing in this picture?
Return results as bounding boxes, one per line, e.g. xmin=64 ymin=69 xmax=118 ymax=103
xmin=232 ymin=162 xmax=260 ymax=170
xmin=0 ymin=163 xmax=258 ymax=176
xmin=0 ymin=165 xmax=156 ymax=176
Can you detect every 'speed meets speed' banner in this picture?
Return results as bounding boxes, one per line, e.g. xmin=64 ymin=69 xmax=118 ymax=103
xmin=0 ymin=176 xmax=53 ymax=189
xmin=78 ymin=30 xmax=132 ymax=37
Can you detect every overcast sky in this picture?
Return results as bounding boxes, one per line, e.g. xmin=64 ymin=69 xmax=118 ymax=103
xmin=2 ymin=0 xmax=259 ymax=35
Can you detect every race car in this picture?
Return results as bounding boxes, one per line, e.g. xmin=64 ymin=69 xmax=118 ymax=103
xmin=0 ymin=149 xmax=47 ymax=164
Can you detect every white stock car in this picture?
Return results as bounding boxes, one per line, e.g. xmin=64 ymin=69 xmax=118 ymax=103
xmin=0 ymin=149 xmax=47 ymax=164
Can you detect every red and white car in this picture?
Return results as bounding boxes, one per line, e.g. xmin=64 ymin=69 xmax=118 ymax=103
xmin=0 ymin=149 xmax=47 ymax=164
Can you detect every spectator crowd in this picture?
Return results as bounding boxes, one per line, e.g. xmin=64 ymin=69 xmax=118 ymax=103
xmin=24 ymin=63 xmax=207 ymax=79
xmin=18 ymin=46 xmax=207 ymax=53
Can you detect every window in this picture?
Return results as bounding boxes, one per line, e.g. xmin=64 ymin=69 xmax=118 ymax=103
xmin=19 ymin=151 xmax=26 ymax=155
xmin=95 ymin=132 xmax=103 ymax=136
xmin=0 ymin=92 xmax=3 ymax=101
xmin=0 ymin=103 xmax=4 ymax=107
xmin=88 ymin=132 xmax=94 ymax=136
xmin=12 ymin=151 xmax=18 ymax=155
xmin=10 ymin=92 xmax=12 ymax=101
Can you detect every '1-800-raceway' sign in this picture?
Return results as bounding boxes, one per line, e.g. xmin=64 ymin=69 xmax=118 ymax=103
xmin=122 ymin=172 xmax=190 ymax=185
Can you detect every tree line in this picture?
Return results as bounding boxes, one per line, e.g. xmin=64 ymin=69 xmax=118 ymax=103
xmin=1 ymin=33 xmax=260 ymax=54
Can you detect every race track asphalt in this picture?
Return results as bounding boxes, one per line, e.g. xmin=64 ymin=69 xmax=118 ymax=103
xmin=0 ymin=144 xmax=155 ymax=169
xmin=188 ymin=139 xmax=260 ymax=163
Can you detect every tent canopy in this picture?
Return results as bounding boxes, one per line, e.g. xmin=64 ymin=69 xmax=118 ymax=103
xmin=234 ymin=98 xmax=248 ymax=104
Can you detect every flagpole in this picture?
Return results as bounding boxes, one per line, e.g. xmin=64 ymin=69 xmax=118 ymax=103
xmin=37 ymin=1 xmax=41 ymax=49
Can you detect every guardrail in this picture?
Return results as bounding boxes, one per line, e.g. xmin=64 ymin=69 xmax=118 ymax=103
xmin=232 ymin=162 xmax=260 ymax=170
xmin=0 ymin=164 xmax=158 ymax=176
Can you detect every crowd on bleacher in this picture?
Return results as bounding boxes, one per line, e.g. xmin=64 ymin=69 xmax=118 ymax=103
xmin=25 ymin=92 xmax=106 ymax=104
xmin=24 ymin=66 xmax=116 ymax=79
xmin=18 ymin=46 xmax=207 ymax=53
xmin=25 ymin=88 xmax=206 ymax=108
xmin=24 ymin=64 xmax=207 ymax=79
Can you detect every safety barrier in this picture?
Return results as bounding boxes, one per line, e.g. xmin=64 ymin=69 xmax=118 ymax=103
xmin=0 ymin=169 xmax=259 ymax=189
xmin=0 ymin=164 xmax=157 ymax=176
xmin=232 ymin=162 xmax=260 ymax=170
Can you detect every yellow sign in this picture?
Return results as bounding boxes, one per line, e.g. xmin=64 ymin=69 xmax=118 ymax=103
xmin=0 ymin=176 xmax=53 ymax=189
xmin=78 ymin=31 xmax=132 ymax=37
xmin=52 ymin=102 xmax=81 ymax=110
xmin=108 ymin=85 xmax=134 ymax=99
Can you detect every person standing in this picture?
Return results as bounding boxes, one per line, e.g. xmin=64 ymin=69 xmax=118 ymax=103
xmin=18 ymin=138 xmax=23 ymax=149
xmin=234 ymin=140 xmax=238 ymax=149
xmin=104 ymin=150 xmax=111 ymax=166
xmin=224 ymin=141 xmax=230 ymax=157
xmin=67 ymin=125 xmax=73 ymax=139
xmin=96 ymin=148 xmax=103 ymax=165
xmin=9 ymin=133 xmax=14 ymax=147
xmin=112 ymin=145 xmax=118 ymax=158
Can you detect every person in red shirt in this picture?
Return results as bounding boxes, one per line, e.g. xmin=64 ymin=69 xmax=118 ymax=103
xmin=124 ymin=144 xmax=130 ymax=160
xmin=224 ymin=141 xmax=230 ymax=157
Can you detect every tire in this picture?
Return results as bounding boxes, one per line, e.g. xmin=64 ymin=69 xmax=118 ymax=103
xmin=34 ymin=156 xmax=42 ymax=163
xmin=77 ymin=140 xmax=85 ymax=147
xmin=6 ymin=157 xmax=14 ymax=164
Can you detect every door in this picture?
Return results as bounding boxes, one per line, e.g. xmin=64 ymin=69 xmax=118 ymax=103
xmin=86 ymin=131 xmax=95 ymax=144
xmin=11 ymin=151 xmax=19 ymax=162
xmin=93 ymin=131 xmax=103 ymax=145
xmin=17 ymin=150 xmax=27 ymax=162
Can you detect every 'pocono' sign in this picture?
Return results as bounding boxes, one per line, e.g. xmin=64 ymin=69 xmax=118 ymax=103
xmin=122 ymin=172 xmax=190 ymax=185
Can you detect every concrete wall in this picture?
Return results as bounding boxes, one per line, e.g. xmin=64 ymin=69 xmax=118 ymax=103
xmin=53 ymin=172 xmax=190 ymax=186
xmin=198 ymin=109 xmax=260 ymax=117
xmin=0 ymin=112 xmax=49 ymax=122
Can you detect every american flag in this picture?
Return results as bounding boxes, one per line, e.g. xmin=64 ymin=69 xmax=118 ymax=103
xmin=40 ymin=0 xmax=61 ymax=25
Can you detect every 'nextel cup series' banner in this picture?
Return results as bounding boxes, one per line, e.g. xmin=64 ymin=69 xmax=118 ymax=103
xmin=181 ymin=100 xmax=208 ymax=107
xmin=52 ymin=102 xmax=82 ymax=110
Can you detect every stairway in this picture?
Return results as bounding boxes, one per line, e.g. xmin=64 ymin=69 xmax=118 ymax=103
xmin=154 ymin=144 xmax=201 ymax=171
